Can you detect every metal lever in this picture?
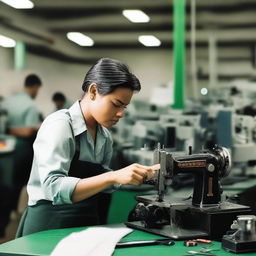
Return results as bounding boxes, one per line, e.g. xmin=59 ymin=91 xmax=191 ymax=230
xmin=116 ymin=238 xmax=175 ymax=248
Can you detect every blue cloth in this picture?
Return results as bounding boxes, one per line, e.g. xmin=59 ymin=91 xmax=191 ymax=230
xmin=27 ymin=101 xmax=113 ymax=206
xmin=2 ymin=92 xmax=40 ymax=128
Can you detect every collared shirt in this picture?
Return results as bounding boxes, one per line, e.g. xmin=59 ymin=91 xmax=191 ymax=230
xmin=2 ymin=92 xmax=40 ymax=128
xmin=27 ymin=100 xmax=113 ymax=206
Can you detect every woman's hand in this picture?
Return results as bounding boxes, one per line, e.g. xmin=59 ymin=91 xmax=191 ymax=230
xmin=72 ymin=163 xmax=160 ymax=202
xmin=112 ymin=163 xmax=160 ymax=186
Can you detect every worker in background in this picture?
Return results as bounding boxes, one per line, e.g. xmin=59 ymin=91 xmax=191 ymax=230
xmin=0 ymin=95 xmax=7 ymax=134
xmin=52 ymin=92 xmax=72 ymax=111
xmin=2 ymin=74 xmax=42 ymax=209
xmin=16 ymin=58 xmax=159 ymax=237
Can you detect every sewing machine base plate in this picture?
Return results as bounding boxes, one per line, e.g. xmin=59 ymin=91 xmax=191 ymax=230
xmin=222 ymin=236 xmax=256 ymax=253
xmin=125 ymin=221 xmax=208 ymax=240
xmin=127 ymin=197 xmax=251 ymax=240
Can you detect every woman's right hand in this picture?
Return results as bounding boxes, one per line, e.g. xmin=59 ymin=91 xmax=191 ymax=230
xmin=112 ymin=163 xmax=160 ymax=186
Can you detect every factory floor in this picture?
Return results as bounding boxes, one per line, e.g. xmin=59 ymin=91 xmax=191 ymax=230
xmin=0 ymin=212 xmax=20 ymax=244
xmin=0 ymin=186 xmax=27 ymax=244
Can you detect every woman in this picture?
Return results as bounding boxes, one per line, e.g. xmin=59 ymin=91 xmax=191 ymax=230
xmin=17 ymin=58 xmax=159 ymax=237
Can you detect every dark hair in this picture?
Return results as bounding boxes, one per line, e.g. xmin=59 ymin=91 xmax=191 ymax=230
xmin=24 ymin=74 xmax=42 ymax=87
xmin=52 ymin=92 xmax=66 ymax=102
xmin=82 ymin=58 xmax=141 ymax=95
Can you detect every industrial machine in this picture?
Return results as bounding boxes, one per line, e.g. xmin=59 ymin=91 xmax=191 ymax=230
xmin=126 ymin=145 xmax=251 ymax=240
xmin=232 ymin=115 xmax=256 ymax=165
xmin=159 ymin=113 xmax=203 ymax=152
xmin=122 ymin=113 xmax=203 ymax=166
xmin=222 ymin=215 xmax=256 ymax=253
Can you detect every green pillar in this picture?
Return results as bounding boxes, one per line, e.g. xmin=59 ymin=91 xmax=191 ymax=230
xmin=14 ymin=41 xmax=26 ymax=70
xmin=172 ymin=0 xmax=186 ymax=109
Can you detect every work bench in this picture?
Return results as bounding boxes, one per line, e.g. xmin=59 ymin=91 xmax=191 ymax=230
xmin=0 ymin=225 xmax=255 ymax=256
xmin=0 ymin=169 xmax=255 ymax=255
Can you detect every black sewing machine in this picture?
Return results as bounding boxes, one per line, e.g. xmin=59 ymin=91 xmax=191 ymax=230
xmin=126 ymin=145 xmax=251 ymax=240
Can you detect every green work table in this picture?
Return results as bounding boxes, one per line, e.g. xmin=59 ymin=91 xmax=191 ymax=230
xmin=0 ymin=225 xmax=255 ymax=256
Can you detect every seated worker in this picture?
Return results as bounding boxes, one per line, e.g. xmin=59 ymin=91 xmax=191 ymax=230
xmin=52 ymin=92 xmax=72 ymax=111
xmin=16 ymin=58 xmax=159 ymax=237
xmin=2 ymin=74 xmax=42 ymax=207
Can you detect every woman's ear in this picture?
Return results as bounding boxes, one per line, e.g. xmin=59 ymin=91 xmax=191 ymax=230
xmin=88 ymin=83 xmax=98 ymax=100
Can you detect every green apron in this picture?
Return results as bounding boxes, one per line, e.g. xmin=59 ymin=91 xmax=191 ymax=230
xmin=16 ymin=136 xmax=111 ymax=237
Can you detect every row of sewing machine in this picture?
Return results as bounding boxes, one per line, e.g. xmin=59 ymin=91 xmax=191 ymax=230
xmin=110 ymin=102 xmax=256 ymax=180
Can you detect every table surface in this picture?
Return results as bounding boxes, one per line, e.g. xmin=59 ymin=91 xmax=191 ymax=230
xmin=0 ymin=169 xmax=255 ymax=255
xmin=0 ymin=225 xmax=255 ymax=256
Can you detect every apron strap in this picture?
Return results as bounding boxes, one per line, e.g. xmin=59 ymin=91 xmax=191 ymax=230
xmin=15 ymin=207 xmax=28 ymax=238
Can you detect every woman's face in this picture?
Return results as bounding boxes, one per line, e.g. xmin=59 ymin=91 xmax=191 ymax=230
xmin=91 ymin=87 xmax=134 ymax=128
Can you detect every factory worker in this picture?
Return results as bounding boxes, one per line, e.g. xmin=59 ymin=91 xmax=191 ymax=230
xmin=52 ymin=92 xmax=72 ymax=111
xmin=16 ymin=58 xmax=159 ymax=237
xmin=2 ymin=74 xmax=42 ymax=207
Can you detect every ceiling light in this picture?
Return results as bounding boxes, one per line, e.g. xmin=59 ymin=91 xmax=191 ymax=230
xmin=0 ymin=0 xmax=34 ymax=9
xmin=67 ymin=32 xmax=94 ymax=47
xmin=138 ymin=35 xmax=161 ymax=47
xmin=200 ymin=88 xmax=208 ymax=95
xmin=0 ymin=35 xmax=16 ymax=47
xmin=122 ymin=10 xmax=150 ymax=23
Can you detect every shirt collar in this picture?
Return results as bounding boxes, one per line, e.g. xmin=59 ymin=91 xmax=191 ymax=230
xmin=68 ymin=100 xmax=108 ymax=138
xmin=68 ymin=100 xmax=87 ymax=136
xmin=20 ymin=91 xmax=32 ymax=99
xmin=97 ymin=123 xmax=108 ymax=138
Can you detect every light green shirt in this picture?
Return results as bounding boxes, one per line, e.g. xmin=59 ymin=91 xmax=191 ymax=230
xmin=2 ymin=92 xmax=40 ymax=128
xmin=27 ymin=100 xmax=113 ymax=205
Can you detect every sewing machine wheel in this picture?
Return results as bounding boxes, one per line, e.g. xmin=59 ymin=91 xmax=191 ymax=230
xmin=129 ymin=202 xmax=168 ymax=228
xmin=214 ymin=146 xmax=232 ymax=178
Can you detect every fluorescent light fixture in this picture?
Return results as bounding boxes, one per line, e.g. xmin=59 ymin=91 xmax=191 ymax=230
xmin=122 ymin=10 xmax=150 ymax=23
xmin=67 ymin=32 xmax=94 ymax=47
xmin=138 ymin=35 xmax=161 ymax=47
xmin=200 ymin=88 xmax=208 ymax=95
xmin=0 ymin=35 xmax=16 ymax=48
xmin=0 ymin=0 xmax=34 ymax=9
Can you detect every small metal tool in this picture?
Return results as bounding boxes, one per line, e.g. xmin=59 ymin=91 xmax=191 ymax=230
xmin=200 ymin=248 xmax=220 ymax=253
xmin=185 ymin=250 xmax=216 ymax=256
xmin=116 ymin=238 xmax=175 ymax=248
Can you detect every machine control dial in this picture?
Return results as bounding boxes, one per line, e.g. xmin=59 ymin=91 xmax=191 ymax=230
xmin=207 ymin=163 xmax=215 ymax=172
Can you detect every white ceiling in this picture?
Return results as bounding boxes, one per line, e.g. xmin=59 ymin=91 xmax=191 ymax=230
xmin=0 ymin=0 xmax=256 ymax=64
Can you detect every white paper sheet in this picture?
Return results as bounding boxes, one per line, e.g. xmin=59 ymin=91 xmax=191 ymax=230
xmin=51 ymin=226 xmax=133 ymax=256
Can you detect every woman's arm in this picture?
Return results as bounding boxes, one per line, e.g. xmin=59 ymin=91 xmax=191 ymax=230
xmin=71 ymin=163 xmax=160 ymax=202
xmin=8 ymin=127 xmax=38 ymax=137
